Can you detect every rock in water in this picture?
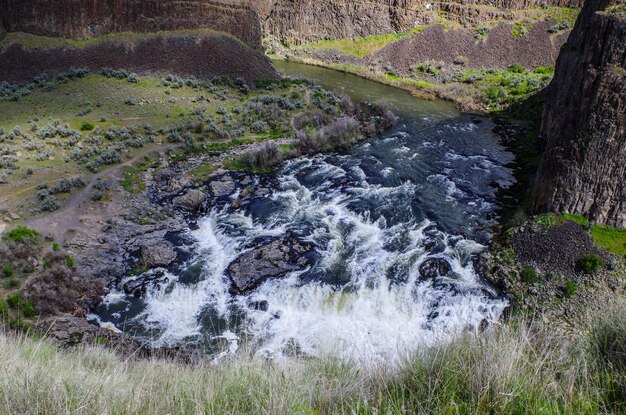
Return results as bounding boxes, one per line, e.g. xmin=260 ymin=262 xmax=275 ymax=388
xmin=141 ymin=240 xmax=177 ymax=268
xmin=418 ymin=257 xmax=452 ymax=280
xmin=173 ymin=189 xmax=206 ymax=211
xmin=122 ymin=270 xmax=170 ymax=298
xmin=227 ymin=237 xmax=314 ymax=294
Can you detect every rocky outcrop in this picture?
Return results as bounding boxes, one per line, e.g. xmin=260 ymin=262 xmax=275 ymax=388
xmin=531 ymin=0 xmax=626 ymax=227
xmin=249 ymin=0 xmax=583 ymax=45
xmin=173 ymin=189 xmax=207 ymax=212
xmin=226 ymin=236 xmax=314 ymax=293
xmin=0 ymin=32 xmax=279 ymax=84
xmin=140 ymin=240 xmax=177 ymax=268
xmin=0 ymin=0 xmax=263 ymax=50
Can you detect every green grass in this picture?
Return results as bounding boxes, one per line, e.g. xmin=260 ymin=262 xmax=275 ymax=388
xmin=2 ymin=302 xmax=626 ymax=414
xmin=562 ymin=279 xmax=579 ymax=298
xmin=304 ymin=27 xmax=425 ymax=57
xmin=520 ymin=265 xmax=540 ymax=284
xmin=120 ymin=154 xmax=159 ymax=195
xmin=2 ymin=227 xmax=40 ymax=243
xmin=577 ymin=254 xmax=604 ymax=274
xmin=1 ymin=265 xmax=14 ymax=278
xmin=531 ymin=6 xmax=580 ymax=26
xmin=185 ymin=163 xmax=217 ymax=183
xmin=534 ymin=213 xmax=626 ymax=256
xmin=223 ymin=157 xmax=274 ymax=174
xmin=591 ymin=226 xmax=626 ymax=257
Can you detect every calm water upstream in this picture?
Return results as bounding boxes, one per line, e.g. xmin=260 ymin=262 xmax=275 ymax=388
xmin=96 ymin=61 xmax=515 ymax=365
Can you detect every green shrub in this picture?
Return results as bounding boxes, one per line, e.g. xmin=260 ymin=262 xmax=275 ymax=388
xmin=21 ymin=301 xmax=35 ymax=318
xmin=1 ymin=264 xmax=13 ymax=278
xmin=6 ymin=293 xmax=35 ymax=318
xmin=52 ymin=242 xmax=60 ymax=252
xmin=66 ymin=256 xmax=75 ymax=268
xmin=577 ymin=254 xmax=604 ymax=274
xmin=6 ymin=293 xmax=22 ymax=309
xmin=533 ymin=66 xmax=554 ymax=74
xmin=520 ymin=266 xmax=540 ymax=284
xmin=80 ymin=122 xmax=94 ymax=131
xmin=3 ymin=226 xmax=40 ymax=243
xmin=0 ymin=299 xmax=8 ymax=316
xmin=508 ymin=64 xmax=526 ymax=73
xmin=3 ymin=278 xmax=20 ymax=289
xmin=562 ymin=279 xmax=578 ymax=298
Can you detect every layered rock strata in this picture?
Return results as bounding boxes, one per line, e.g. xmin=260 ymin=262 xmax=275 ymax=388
xmin=0 ymin=0 xmax=263 ymax=50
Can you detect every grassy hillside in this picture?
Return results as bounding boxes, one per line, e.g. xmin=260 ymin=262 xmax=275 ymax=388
xmin=1 ymin=303 xmax=626 ymax=414
xmin=0 ymin=70 xmax=338 ymax=218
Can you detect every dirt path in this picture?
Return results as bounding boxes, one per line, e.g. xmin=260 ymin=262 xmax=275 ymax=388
xmin=22 ymin=138 xmax=295 ymax=242
xmin=24 ymin=144 xmax=182 ymax=241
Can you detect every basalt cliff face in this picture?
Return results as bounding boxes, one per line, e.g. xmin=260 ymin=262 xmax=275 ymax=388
xmin=531 ymin=0 xmax=626 ymax=227
xmin=0 ymin=0 xmax=263 ymax=50
xmin=0 ymin=33 xmax=279 ymax=84
xmin=248 ymin=0 xmax=584 ymax=45
xmin=0 ymin=0 xmax=279 ymax=82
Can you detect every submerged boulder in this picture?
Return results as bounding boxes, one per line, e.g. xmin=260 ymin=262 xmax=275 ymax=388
xmin=122 ymin=270 xmax=170 ymax=298
xmin=418 ymin=257 xmax=452 ymax=280
xmin=227 ymin=236 xmax=314 ymax=294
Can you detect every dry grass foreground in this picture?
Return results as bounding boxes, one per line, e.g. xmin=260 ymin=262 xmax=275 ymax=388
xmin=1 ymin=302 xmax=626 ymax=414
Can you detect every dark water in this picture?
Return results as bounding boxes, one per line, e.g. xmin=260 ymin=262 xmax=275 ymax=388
xmin=95 ymin=62 xmax=515 ymax=365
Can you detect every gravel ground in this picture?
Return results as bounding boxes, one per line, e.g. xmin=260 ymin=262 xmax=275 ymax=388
xmin=373 ymin=21 xmax=569 ymax=72
xmin=511 ymin=221 xmax=614 ymax=277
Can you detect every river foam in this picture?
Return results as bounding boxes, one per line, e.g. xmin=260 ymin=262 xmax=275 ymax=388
xmin=96 ymin=62 xmax=515 ymax=366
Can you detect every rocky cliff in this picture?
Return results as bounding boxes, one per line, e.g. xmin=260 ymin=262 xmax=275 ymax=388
xmin=0 ymin=32 xmax=279 ymax=83
xmin=0 ymin=0 xmax=263 ymax=50
xmin=531 ymin=0 xmax=626 ymax=227
xmin=248 ymin=0 xmax=584 ymax=45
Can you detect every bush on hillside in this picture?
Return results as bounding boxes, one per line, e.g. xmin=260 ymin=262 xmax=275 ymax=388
xmin=240 ymin=142 xmax=283 ymax=172
xmin=519 ymin=265 xmax=540 ymax=283
xmin=3 ymin=227 xmax=39 ymax=243
xmin=508 ymin=64 xmax=526 ymax=73
xmin=577 ymin=254 xmax=604 ymax=274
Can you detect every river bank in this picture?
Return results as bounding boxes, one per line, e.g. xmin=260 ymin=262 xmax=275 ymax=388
xmin=2 ymin=60 xmax=624 ymax=365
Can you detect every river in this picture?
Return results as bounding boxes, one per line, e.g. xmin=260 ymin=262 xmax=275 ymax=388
xmin=96 ymin=61 xmax=515 ymax=366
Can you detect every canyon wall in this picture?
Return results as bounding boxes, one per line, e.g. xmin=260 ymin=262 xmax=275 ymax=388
xmin=0 ymin=0 xmax=263 ymax=50
xmin=0 ymin=32 xmax=279 ymax=83
xmin=248 ymin=0 xmax=584 ymax=45
xmin=531 ymin=0 xmax=626 ymax=227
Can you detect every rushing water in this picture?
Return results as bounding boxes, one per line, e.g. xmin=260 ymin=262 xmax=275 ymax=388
xmin=95 ymin=62 xmax=515 ymax=366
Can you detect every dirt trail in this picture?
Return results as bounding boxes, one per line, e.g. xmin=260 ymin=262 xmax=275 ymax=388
xmin=24 ymin=144 xmax=181 ymax=241
xmin=21 ymin=138 xmax=295 ymax=242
